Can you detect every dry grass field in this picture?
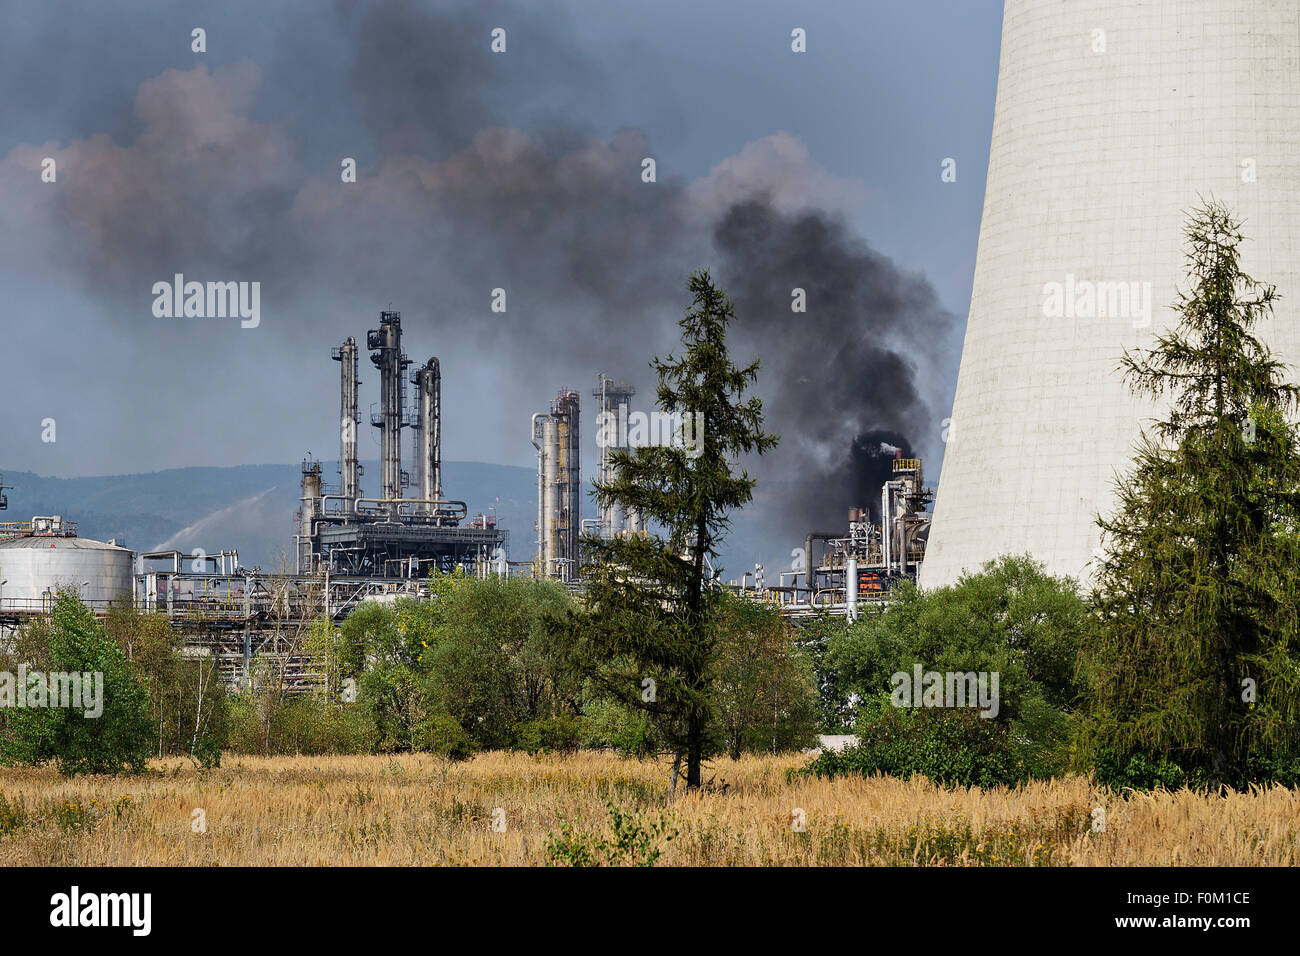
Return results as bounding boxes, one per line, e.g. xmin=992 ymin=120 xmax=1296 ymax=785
xmin=0 ymin=751 xmax=1296 ymax=866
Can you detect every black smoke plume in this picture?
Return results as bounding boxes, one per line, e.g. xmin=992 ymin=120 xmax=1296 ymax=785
xmin=710 ymin=201 xmax=950 ymax=546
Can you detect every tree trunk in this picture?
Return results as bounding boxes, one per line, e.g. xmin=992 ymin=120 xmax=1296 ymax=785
xmin=686 ymin=714 xmax=703 ymax=789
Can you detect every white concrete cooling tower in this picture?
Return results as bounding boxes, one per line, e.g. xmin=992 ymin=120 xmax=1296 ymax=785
xmin=921 ymin=0 xmax=1300 ymax=589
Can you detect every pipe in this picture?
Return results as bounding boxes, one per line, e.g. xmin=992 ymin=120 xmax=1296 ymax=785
xmin=846 ymin=556 xmax=859 ymax=621
xmin=881 ymin=482 xmax=891 ymax=571
xmin=803 ymin=531 xmax=839 ymax=596
xmin=543 ymin=417 xmax=559 ymax=577
xmin=532 ymin=413 xmax=545 ymax=573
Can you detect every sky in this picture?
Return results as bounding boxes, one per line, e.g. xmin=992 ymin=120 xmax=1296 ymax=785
xmin=0 ymin=0 xmax=1004 ymax=548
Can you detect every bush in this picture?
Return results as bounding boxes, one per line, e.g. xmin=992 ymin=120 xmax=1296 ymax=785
xmin=580 ymin=699 xmax=663 ymax=757
xmin=1092 ymin=750 xmax=1192 ymax=791
xmin=546 ymin=801 xmax=677 ymax=867
xmin=413 ymin=712 xmax=475 ymax=760
xmin=515 ymin=714 xmax=586 ymax=755
xmin=225 ymin=695 xmax=377 ymax=755
xmin=0 ymin=592 xmax=152 ymax=775
xmin=801 ymin=707 xmax=1030 ymax=789
xmin=820 ymin=556 xmax=1086 ymax=785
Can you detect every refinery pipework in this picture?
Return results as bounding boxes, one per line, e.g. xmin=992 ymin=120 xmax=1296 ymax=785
xmin=296 ymin=310 xmax=506 ymax=578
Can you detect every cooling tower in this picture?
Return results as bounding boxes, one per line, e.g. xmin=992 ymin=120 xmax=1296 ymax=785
xmin=921 ymin=0 xmax=1300 ymax=589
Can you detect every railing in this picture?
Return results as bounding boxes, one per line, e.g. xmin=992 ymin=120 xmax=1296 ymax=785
xmin=0 ymin=519 xmax=77 ymax=537
xmin=0 ymin=596 xmax=122 ymax=614
xmin=893 ymin=458 xmax=921 ymax=473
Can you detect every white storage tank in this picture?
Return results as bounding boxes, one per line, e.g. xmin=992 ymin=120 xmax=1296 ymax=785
xmin=0 ymin=518 xmax=134 ymax=609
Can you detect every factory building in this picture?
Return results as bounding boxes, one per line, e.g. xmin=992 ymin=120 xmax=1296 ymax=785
xmin=296 ymin=310 xmax=506 ymax=577
xmin=768 ymin=455 xmax=932 ymax=617
xmin=532 ymin=389 xmax=581 ymax=581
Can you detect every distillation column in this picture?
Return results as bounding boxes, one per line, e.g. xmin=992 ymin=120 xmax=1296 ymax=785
xmin=553 ymin=390 xmax=580 ymax=579
xmin=412 ymin=358 xmax=442 ymax=515
xmin=333 ymin=337 xmax=361 ymax=513
xmin=532 ymin=391 xmax=581 ymax=580
xmin=367 ymin=311 xmax=411 ymax=516
xmin=298 ymin=458 xmax=322 ymax=574
xmin=593 ymin=374 xmax=637 ymax=537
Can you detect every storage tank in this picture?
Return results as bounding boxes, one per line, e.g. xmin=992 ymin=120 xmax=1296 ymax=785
xmin=0 ymin=527 xmax=134 ymax=609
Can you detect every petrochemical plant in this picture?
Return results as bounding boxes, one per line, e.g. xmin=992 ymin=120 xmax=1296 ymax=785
xmin=294 ymin=310 xmax=508 ymax=578
xmin=0 ymin=314 xmax=932 ymax=686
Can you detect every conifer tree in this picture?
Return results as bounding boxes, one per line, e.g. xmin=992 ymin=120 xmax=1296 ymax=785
xmin=559 ymin=269 xmax=778 ymax=790
xmin=1084 ymin=201 xmax=1300 ymax=789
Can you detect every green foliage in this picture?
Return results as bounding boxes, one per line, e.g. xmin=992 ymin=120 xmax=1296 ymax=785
xmin=341 ymin=574 xmax=580 ymax=755
xmin=225 ymin=694 xmax=377 ymax=756
xmin=579 ymin=698 xmax=664 ymax=757
xmin=412 ymin=712 xmax=476 ymax=760
xmin=802 ymin=706 xmax=1030 ymax=789
xmin=1084 ymin=201 xmax=1300 ymax=789
xmin=104 ymin=602 xmax=227 ymax=766
xmin=713 ymin=593 xmax=820 ymax=757
xmin=0 ymin=592 xmax=152 ymax=775
xmin=545 ymin=800 xmax=678 ymax=867
xmin=515 ymin=713 xmax=586 ymax=755
xmin=556 ymin=269 xmax=779 ymax=788
xmin=1092 ymin=750 xmax=1196 ymax=791
xmin=819 ymin=555 xmax=1086 ymax=783
xmin=795 ymin=614 xmax=858 ymax=733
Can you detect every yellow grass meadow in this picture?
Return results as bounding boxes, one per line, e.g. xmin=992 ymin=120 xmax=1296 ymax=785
xmin=0 ymin=751 xmax=1296 ymax=866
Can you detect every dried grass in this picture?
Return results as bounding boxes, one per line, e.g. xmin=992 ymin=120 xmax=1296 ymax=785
xmin=0 ymin=751 xmax=1294 ymax=866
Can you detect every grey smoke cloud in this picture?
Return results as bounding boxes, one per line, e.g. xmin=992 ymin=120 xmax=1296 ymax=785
xmin=0 ymin=0 xmax=955 ymax=565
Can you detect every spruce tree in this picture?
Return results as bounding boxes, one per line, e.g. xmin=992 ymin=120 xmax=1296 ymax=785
xmin=1084 ymin=201 xmax=1300 ymax=789
xmin=559 ymin=269 xmax=778 ymax=790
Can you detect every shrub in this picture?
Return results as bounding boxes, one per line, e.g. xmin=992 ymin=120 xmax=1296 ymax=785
xmin=0 ymin=592 xmax=152 ymax=775
xmin=515 ymin=713 xmax=586 ymax=755
xmin=580 ymin=699 xmax=663 ymax=757
xmin=801 ymin=706 xmax=1029 ymax=789
xmin=546 ymin=800 xmax=677 ymax=867
xmin=413 ymin=712 xmax=475 ymax=760
xmin=225 ymin=695 xmax=377 ymax=755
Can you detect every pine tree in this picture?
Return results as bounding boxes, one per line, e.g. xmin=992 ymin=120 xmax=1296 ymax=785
xmin=1084 ymin=201 xmax=1300 ymax=789
xmin=558 ymin=269 xmax=778 ymax=790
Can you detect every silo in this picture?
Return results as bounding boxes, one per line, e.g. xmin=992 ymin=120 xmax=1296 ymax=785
xmin=0 ymin=525 xmax=134 ymax=609
xmin=922 ymin=1 xmax=1300 ymax=588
